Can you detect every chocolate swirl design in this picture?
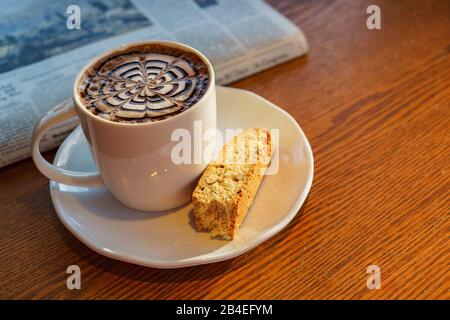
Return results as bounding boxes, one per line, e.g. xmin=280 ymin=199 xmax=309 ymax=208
xmin=81 ymin=52 xmax=209 ymax=122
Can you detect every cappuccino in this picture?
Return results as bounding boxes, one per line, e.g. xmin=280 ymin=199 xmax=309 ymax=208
xmin=79 ymin=44 xmax=209 ymax=123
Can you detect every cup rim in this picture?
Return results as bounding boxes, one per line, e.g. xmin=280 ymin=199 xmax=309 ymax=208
xmin=72 ymin=40 xmax=215 ymax=127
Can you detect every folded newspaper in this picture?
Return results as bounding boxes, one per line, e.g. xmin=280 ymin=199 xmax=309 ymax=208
xmin=0 ymin=0 xmax=308 ymax=168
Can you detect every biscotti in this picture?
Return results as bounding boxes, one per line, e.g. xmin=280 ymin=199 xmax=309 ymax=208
xmin=192 ymin=128 xmax=272 ymax=240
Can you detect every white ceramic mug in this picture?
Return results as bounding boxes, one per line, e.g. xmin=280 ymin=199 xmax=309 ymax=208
xmin=32 ymin=41 xmax=216 ymax=211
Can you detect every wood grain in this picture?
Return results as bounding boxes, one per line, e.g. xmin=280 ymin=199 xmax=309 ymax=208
xmin=0 ymin=0 xmax=448 ymax=299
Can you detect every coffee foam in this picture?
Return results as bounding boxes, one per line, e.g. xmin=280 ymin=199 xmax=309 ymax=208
xmin=79 ymin=46 xmax=209 ymax=123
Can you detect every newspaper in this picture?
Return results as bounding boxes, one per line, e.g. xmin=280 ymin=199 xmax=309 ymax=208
xmin=0 ymin=0 xmax=308 ymax=168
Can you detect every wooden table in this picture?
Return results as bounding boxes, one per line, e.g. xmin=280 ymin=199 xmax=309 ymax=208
xmin=1 ymin=0 xmax=448 ymax=299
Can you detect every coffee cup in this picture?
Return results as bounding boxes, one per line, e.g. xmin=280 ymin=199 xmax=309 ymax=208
xmin=31 ymin=40 xmax=216 ymax=211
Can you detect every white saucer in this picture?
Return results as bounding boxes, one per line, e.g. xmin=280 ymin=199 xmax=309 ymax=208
xmin=50 ymin=86 xmax=314 ymax=268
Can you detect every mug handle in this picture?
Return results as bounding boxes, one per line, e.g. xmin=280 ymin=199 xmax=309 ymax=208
xmin=31 ymin=99 xmax=104 ymax=187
